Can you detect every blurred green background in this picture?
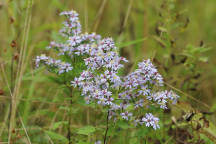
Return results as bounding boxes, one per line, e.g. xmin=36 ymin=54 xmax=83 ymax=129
xmin=0 ymin=0 xmax=216 ymax=143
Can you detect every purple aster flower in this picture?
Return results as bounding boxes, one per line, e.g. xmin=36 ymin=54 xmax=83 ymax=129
xmin=121 ymin=112 xmax=133 ymax=120
xmin=142 ymin=113 xmax=160 ymax=130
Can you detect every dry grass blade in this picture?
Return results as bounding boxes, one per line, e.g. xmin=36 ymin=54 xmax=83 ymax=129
xmin=165 ymin=82 xmax=210 ymax=109
xmin=92 ymin=0 xmax=108 ymax=32
xmin=84 ymin=0 xmax=88 ymax=32
xmin=0 ymin=63 xmax=12 ymax=97
xmin=8 ymin=0 xmax=33 ymax=142
xmin=0 ymin=95 xmax=67 ymax=105
xmin=19 ymin=114 xmax=32 ymax=144
xmin=123 ymin=0 xmax=134 ymax=29
xmin=165 ymin=136 xmax=174 ymax=144
xmin=116 ymin=0 xmax=134 ymax=45
xmin=0 ymin=106 xmax=10 ymax=137
xmin=0 ymin=63 xmax=13 ymax=140
xmin=47 ymin=136 xmax=55 ymax=144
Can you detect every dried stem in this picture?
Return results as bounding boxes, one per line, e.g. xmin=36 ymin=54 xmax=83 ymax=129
xmin=8 ymin=0 xmax=33 ymax=142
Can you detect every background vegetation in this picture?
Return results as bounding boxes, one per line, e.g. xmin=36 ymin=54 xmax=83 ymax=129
xmin=0 ymin=0 xmax=216 ymax=143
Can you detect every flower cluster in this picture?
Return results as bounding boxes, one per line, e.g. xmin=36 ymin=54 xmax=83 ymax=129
xmin=71 ymin=37 xmax=127 ymax=108
xmin=35 ymin=54 xmax=73 ymax=74
xmin=35 ymin=10 xmax=180 ymax=130
xmin=147 ymin=90 xmax=179 ymax=109
xmin=59 ymin=10 xmax=82 ymax=36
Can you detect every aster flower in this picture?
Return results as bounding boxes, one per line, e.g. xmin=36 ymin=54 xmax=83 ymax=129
xmin=120 ymin=102 xmax=129 ymax=109
xmin=148 ymin=90 xmax=180 ymax=109
xmin=35 ymin=54 xmax=48 ymax=67
xmin=35 ymin=54 xmax=73 ymax=74
xmin=138 ymin=86 xmax=151 ymax=96
xmin=71 ymin=77 xmax=80 ymax=87
xmin=121 ymin=112 xmax=133 ymax=120
xmin=134 ymin=99 xmax=144 ymax=109
xmin=98 ymin=38 xmax=116 ymax=51
xmin=60 ymin=10 xmax=81 ymax=36
xmin=167 ymin=90 xmax=180 ymax=104
xmin=58 ymin=63 xmax=73 ymax=74
xmin=142 ymin=113 xmax=160 ymax=130
xmin=97 ymin=96 xmax=107 ymax=106
xmin=105 ymin=96 xmax=114 ymax=105
xmin=68 ymin=35 xmax=82 ymax=46
xmin=95 ymin=140 xmax=102 ymax=144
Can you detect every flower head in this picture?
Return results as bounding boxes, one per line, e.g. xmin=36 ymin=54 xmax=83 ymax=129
xmin=141 ymin=113 xmax=160 ymax=130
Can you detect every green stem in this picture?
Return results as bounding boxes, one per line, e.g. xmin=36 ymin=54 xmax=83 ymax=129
xmin=104 ymin=110 xmax=110 ymax=144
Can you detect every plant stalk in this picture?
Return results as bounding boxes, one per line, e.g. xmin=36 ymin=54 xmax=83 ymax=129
xmin=104 ymin=110 xmax=110 ymax=144
xmin=67 ymin=87 xmax=73 ymax=144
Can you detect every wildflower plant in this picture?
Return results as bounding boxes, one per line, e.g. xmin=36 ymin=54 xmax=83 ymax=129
xmin=35 ymin=10 xmax=179 ymax=142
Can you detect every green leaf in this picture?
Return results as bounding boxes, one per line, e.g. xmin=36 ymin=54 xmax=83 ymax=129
xmin=117 ymin=37 xmax=147 ymax=48
xmin=77 ymin=140 xmax=91 ymax=144
xmin=152 ymin=36 xmax=167 ymax=48
xmin=199 ymin=57 xmax=208 ymax=62
xmin=129 ymin=137 xmax=138 ymax=143
xmin=45 ymin=130 xmax=68 ymax=143
xmin=47 ymin=75 xmax=64 ymax=84
xmin=70 ymin=107 xmax=80 ymax=114
xmin=59 ymin=106 xmax=70 ymax=111
xmin=158 ymin=26 xmax=168 ymax=32
xmin=35 ymin=40 xmax=49 ymax=50
xmin=52 ymin=121 xmax=68 ymax=130
xmin=200 ymin=134 xmax=215 ymax=144
xmin=126 ymin=104 xmax=134 ymax=111
xmin=77 ymin=125 xmax=96 ymax=135
xmin=117 ymin=121 xmax=133 ymax=129
xmin=136 ymin=128 xmax=148 ymax=138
